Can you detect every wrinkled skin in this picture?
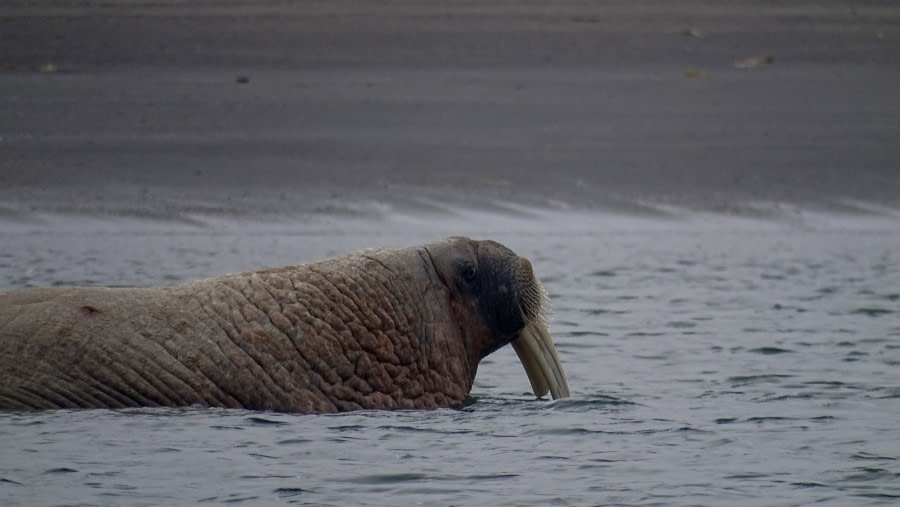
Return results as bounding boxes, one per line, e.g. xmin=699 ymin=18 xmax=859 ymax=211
xmin=0 ymin=237 xmax=567 ymax=413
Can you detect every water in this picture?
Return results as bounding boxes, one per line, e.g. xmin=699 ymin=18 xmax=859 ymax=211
xmin=1 ymin=206 xmax=899 ymax=506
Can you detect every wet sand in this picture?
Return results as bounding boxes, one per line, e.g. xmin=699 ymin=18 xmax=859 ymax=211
xmin=1 ymin=1 xmax=898 ymax=222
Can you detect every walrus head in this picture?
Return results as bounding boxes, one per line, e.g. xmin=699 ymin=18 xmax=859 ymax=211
xmin=423 ymin=237 xmax=570 ymax=400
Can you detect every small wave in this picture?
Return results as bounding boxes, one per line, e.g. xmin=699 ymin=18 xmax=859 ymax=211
xmin=245 ymin=416 xmax=288 ymax=426
xmin=852 ymin=452 xmax=898 ymax=461
xmin=462 ymin=473 xmax=519 ymax=481
xmin=276 ymin=437 xmax=312 ymax=445
xmin=273 ymin=487 xmax=313 ymax=497
xmin=43 ymin=467 xmax=78 ymax=474
xmin=724 ymin=473 xmax=769 ymax=480
xmin=199 ymin=493 xmax=260 ymax=503
xmin=352 ymin=473 xmax=428 ymax=485
xmin=523 ymin=426 xmax=627 ymax=437
xmin=748 ymin=347 xmax=794 ymax=355
xmin=727 ymin=374 xmax=795 ymax=386
xmin=843 ymin=467 xmax=900 ymax=482
xmin=375 ymin=425 xmax=474 ymax=435
xmin=715 ymin=416 xmax=835 ymax=425
xmin=851 ymin=307 xmax=893 ymax=317
xmin=856 ymin=492 xmax=900 ymax=500
xmin=792 ymin=481 xmax=831 ymax=489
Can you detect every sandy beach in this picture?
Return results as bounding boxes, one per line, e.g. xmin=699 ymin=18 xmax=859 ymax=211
xmin=0 ymin=0 xmax=897 ymax=223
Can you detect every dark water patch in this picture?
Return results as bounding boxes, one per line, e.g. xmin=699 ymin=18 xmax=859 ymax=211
xmin=245 ymin=416 xmax=288 ymax=426
xmin=581 ymin=308 xmax=627 ymax=316
xmin=525 ymin=424 xmax=707 ymax=438
xmin=44 ymin=467 xmax=78 ymax=474
xmin=727 ymin=374 xmax=794 ymax=386
xmin=884 ymin=293 xmax=900 ymax=301
xmin=247 ymin=453 xmax=280 ymax=460
xmin=646 ymin=426 xmax=711 ymax=435
xmin=328 ymin=424 xmax=367 ymax=432
xmin=853 ymin=453 xmax=898 ymax=461
xmin=716 ymin=416 xmax=835 ymax=425
xmin=219 ymin=494 xmax=261 ymax=503
xmin=0 ymin=477 xmax=25 ymax=485
xmin=276 ymin=437 xmax=312 ymax=445
xmin=462 ymin=473 xmax=519 ymax=481
xmin=86 ymin=471 xmax=121 ymax=478
xmin=524 ymin=426 xmax=627 ymax=437
xmin=6 ymin=418 xmax=45 ymax=426
xmin=590 ymin=270 xmax=617 ymax=277
xmin=756 ymin=393 xmax=817 ymax=402
xmin=724 ymin=473 xmax=769 ymax=480
xmin=626 ymin=331 xmax=665 ymax=337
xmin=562 ymin=330 xmax=607 ymax=337
xmin=352 ymin=473 xmax=428 ymax=485
xmin=876 ymin=394 xmax=900 ymax=400
xmin=375 ymin=425 xmax=474 ymax=435
xmin=851 ymin=307 xmax=893 ymax=317
xmin=809 ymin=381 xmax=859 ymax=390
xmin=748 ymin=346 xmax=793 ymax=355
xmin=854 ymin=492 xmax=900 ymax=500
xmin=843 ymin=468 xmax=900 ymax=482
xmin=666 ymin=320 xmax=697 ymax=329
xmin=792 ymin=481 xmax=831 ymax=488
xmin=274 ymin=487 xmax=313 ymax=497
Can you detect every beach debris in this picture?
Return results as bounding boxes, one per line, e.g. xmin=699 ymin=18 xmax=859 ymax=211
xmin=1 ymin=61 xmax=16 ymax=70
xmin=672 ymin=26 xmax=702 ymax=37
xmin=682 ymin=68 xmax=710 ymax=79
xmin=734 ymin=54 xmax=775 ymax=69
xmin=38 ymin=63 xmax=58 ymax=73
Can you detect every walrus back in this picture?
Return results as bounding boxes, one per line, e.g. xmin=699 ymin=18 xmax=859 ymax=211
xmin=0 ymin=253 xmax=466 ymax=413
xmin=0 ymin=285 xmax=224 ymax=410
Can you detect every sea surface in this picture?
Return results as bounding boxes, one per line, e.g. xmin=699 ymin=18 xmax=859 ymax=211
xmin=1 ymin=205 xmax=899 ymax=506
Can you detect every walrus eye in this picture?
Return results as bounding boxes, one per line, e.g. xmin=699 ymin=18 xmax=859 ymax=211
xmin=461 ymin=263 xmax=477 ymax=283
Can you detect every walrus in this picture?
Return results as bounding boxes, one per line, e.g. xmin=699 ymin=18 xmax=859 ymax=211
xmin=0 ymin=237 xmax=569 ymax=413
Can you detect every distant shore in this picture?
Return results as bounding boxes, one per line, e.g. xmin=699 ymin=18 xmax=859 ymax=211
xmin=1 ymin=1 xmax=898 ymax=222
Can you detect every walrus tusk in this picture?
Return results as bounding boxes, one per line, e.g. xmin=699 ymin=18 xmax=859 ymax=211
xmin=512 ymin=319 xmax=570 ymax=399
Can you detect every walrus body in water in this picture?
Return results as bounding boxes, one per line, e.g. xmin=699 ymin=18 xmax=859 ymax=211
xmin=0 ymin=237 xmax=569 ymax=413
